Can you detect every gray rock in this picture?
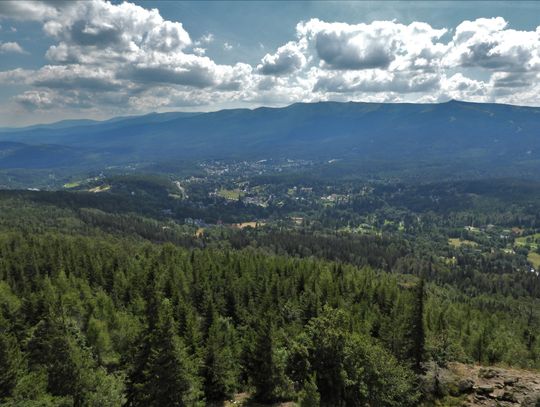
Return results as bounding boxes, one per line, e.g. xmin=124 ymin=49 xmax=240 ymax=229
xmin=521 ymin=392 xmax=540 ymax=407
xmin=477 ymin=385 xmax=495 ymax=395
xmin=503 ymin=377 xmax=518 ymax=386
xmin=458 ymin=378 xmax=475 ymax=394
xmin=497 ymin=390 xmax=517 ymax=402
xmin=479 ymin=368 xmax=499 ymax=379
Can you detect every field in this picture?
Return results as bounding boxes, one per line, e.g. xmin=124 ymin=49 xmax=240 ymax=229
xmin=88 ymin=185 xmax=111 ymax=193
xmin=232 ymin=221 xmax=265 ymax=229
xmin=528 ymin=251 xmax=540 ymax=269
xmin=515 ymin=233 xmax=540 ymax=251
xmin=217 ymin=188 xmax=244 ymax=200
xmin=448 ymin=238 xmax=478 ymax=248
xmin=63 ymin=181 xmax=81 ymax=188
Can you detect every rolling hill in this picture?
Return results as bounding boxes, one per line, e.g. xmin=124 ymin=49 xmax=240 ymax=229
xmin=1 ymin=100 xmax=539 ymax=178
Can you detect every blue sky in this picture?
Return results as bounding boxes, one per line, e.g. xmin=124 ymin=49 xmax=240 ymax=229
xmin=1 ymin=1 xmax=540 ymax=126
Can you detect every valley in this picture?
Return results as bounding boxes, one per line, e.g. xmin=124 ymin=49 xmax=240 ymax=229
xmin=1 ymin=104 xmax=539 ymax=407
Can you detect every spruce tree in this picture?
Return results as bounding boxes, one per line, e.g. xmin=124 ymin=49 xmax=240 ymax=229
xmin=143 ymin=299 xmax=201 ymax=407
xmin=409 ymin=278 xmax=425 ymax=373
xmin=0 ymin=329 xmax=21 ymax=400
xmin=298 ymin=374 xmax=320 ymax=407
xmin=202 ymin=317 xmax=238 ymax=401
xmin=26 ymin=316 xmax=81 ymax=400
xmin=249 ymin=318 xmax=282 ymax=403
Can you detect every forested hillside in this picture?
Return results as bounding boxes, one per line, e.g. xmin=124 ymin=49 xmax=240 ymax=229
xmin=3 ymin=101 xmax=540 ymax=185
xmin=0 ymin=187 xmax=539 ymax=406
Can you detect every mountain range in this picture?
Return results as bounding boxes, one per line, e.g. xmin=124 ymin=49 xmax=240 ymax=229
xmin=1 ymin=100 xmax=539 ymax=178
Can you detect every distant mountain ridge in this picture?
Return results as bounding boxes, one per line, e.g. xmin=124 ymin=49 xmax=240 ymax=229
xmin=1 ymin=100 xmax=540 ymax=177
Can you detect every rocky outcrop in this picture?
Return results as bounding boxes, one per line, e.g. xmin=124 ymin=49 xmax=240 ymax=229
xmin=423 ymin=363 xmax=540 ymax=406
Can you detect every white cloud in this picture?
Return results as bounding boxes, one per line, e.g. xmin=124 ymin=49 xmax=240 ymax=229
xmin=444 ymin=17 xmax=540 ymax=71
xmin=14 ymin=89 xmax=59 ymax=109
xmin=42 ymin=1 xmax=192 ymax=63
xmin=195 ymin=33 xmax=214 ymax=46
xmin=440 ymin=73 xmax=488 ymax=101
xmin=0 ymin=0 xmax=254 ymax=116
xmin=258 ymin=41 xmax=306 ymax=75
xmin=193 ymin=47 xmax=206 ymax=56
xmin=296 ymin=19 xmax=447 ymax=71
xmin=313 ymin=69 xmax=440 ymax=94
xmin=0 ymin=41 xmax=26 ymax=54
xmin=0 ymin=0 xmax=63 ymax=21
xmin=1 ymin=1 xmax=540 ymax=123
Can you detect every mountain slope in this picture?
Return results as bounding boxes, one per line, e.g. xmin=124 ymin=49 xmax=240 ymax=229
xmin=0 ymin=100 xmax=539 ymax=176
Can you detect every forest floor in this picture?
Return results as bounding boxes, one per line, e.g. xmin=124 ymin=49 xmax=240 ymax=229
xmin=211 ymin=363 xmax=540 ymax=406
xmin=213 ymin=393 xmax=295 ymax=407
xmin=433 ymin=362 xmax=540 ymax=406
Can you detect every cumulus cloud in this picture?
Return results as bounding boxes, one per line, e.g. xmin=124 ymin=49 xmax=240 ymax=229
xmin=254 ymin=17 xmax=540 ymax=106
xmin=31 ymin=65 xmax=122 ymax=91
xmin=0 ymin=41 xmax=26 ymax=54
xmin=42 ymin=1 xmax=192 ymax=63
xmin=258 ymin=42 xmax=306 ymax=75
xmin=0 ymin=0 xmax=253 ymax=116
xmin=195 ymin=33 xmax=214 ymax=46
xmin=296 ymin=19 xmax=448 ymax=71
xmin=1 ymin=0 xmax=540 ymax=123
xmin=0 ymin=0 xmax=64 ymax=21
xmin=444 ymin=17 xmax=540 ymax=71
xmin=313 ymin=69 xmax=440 ymax=94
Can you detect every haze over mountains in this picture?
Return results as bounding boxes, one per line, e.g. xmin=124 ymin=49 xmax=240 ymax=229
xmin=1 ymin=100 xmax=539 ymax=177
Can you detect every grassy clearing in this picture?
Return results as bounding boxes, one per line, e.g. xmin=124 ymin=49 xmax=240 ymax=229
xmin=232 ymin=221 xmax=265 ymax=229
xmin=448 ymin=238 xmax=478 ymax=248
xmin=63 ymin=181 xmax=81 ymax=189
xmin=217 ymin=188 xmax=243 ymax=200
xmin=515 ymin=233 xmax=540 ymax=251
xmin=527 ymin=251 xmax=540 ymax=269
xmin=216 ymin=393 xmax=296 ymax=406
xmin=88 ymin=185 xmax=111 ymax=193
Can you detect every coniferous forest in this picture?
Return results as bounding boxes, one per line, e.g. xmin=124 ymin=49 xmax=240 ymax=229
xmin=0 ymin=175 xmax=539 ymax=406
xmin=3 ymin=1 xmax=540 ymax=405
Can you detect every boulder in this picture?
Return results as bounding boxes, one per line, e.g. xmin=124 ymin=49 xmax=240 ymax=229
xmin=521 ymin=392 xmax=540 ymax=407
xmin=503 ymin=377 xmax=518 ymax=386
xmin=479 ymin=368 xmax=499 ymax=379
xmin=476 ymin=385 xmax=494 ymax=395
xmin=497 ymin=390 xmax=517 ymax=402
xmin=458 ymin=378 xmax=475 ymax=394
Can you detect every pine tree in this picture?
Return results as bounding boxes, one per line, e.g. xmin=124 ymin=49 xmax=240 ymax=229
xmin=298 ymin=374 xmax=320 ymax=407
xmin=249 ymin=317 xmax=284 ymax=403
xmin=202 ymin=317 xmax=238 ymax=401
xmin=0 ymin=329 xmax=21 ymax=400
xmin=26 ymin=312 xmax=121 ymax=406
xmin=409 ymin=279 xmax=425 ymax=373
xmin=26 ymin=316 xmax=81 ymax=400
xmin=142 ymin=299 xmax=201 ymax=407
xmin=251 ymin=319 xmax=275 ymax=402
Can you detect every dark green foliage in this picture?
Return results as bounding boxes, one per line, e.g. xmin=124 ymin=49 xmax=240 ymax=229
xmin=298 ymin=374 xmax=319 ymax=407
xmin=0 ymin=187 xmax=538 ymax=406
xmin=298 ymin=307 xmax=419 ymax=407
xmin=0 ymin=328 xmax=21 ymax=399
xmin=409 ymin=279 xmax=426 ymax=373
xmin=24 ymin=311 xmax=124 ymax=407
xmin=202 ymin=316 xmax=239 ymax=401
xmin=144 ymin=299 xmax=201 ymax=407
xmin=248 ymin=318 xmax=290 ymax=403
xmin=4 ymin=101 xmax=540 ymax=182
xmin=126 ymin=298 xmax=201 ymax=407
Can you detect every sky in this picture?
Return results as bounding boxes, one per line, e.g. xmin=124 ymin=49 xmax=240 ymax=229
xmin=0 ymin=1 xmax=540 ymax=126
